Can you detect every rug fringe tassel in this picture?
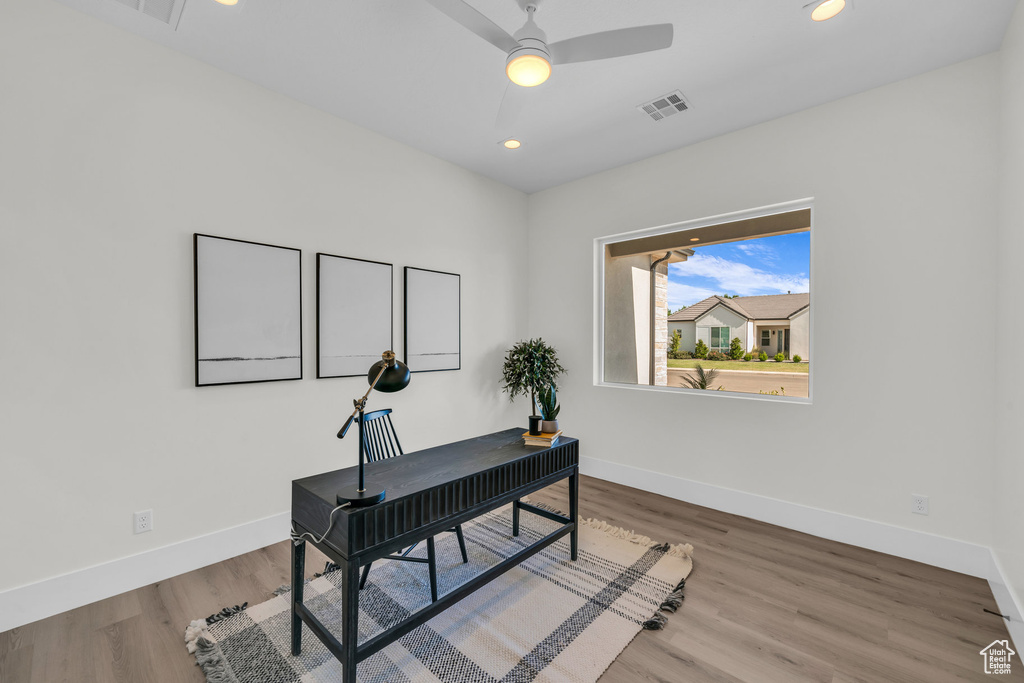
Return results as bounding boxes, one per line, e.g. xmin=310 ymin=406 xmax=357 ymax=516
xmin=643 ymin=612 xmax=668 ymax=630
xmin=205 ymin=603 xmax=247 ymax=625
xmin=194 ymin=635 xmax=241 ymax=683
xmin=577 ymin=517 xmax=694 ymax=559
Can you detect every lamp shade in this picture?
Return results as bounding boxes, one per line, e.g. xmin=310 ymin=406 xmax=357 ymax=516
xmin=368 ymin=358 xmax=410 ymax=393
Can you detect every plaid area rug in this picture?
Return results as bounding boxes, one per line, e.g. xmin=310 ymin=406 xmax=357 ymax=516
xmin=185 ymin=503 xmax=693 ymax=683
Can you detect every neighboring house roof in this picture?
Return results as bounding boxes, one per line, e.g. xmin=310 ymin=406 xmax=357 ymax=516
xmin=668 ymin=292 xmax=809 ymax=323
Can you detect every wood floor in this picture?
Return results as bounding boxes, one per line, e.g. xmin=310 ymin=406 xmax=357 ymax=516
xmin=1 ymin=476 xmax=1018 ymax=682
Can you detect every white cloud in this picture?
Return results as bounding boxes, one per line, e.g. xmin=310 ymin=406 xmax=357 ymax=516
xmin=735 ymin=242 xmax=778 ymax=265
xmin=670 ymin=254 xmax=809 ymax=298
xmin=667 ymin=282 xmax=717 ymax=311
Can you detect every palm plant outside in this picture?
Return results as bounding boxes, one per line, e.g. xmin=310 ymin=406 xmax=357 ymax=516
xmin=680 ymin=363 xmax=719 ymax=390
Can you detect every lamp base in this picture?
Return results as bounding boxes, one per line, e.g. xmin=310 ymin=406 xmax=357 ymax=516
xmin=336 ymin=484 xmax=386 ymax=507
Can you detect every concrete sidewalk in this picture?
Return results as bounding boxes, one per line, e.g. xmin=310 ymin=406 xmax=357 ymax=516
xmin=668 ymin=368 xmax=808 ymax=397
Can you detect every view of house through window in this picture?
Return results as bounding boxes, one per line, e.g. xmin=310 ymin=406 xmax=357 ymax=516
xmin=601 ymin=206 xmax=811 ymax=399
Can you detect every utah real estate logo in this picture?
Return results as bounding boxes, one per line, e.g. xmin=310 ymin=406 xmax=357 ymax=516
xmin=980 ymin=640 xmax=1015 ymax=675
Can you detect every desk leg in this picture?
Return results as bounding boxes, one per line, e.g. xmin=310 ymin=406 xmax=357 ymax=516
xmin=291 ymin=540 xmax=305 ymax=656
xmin=340 ymin=559 xmax=359 ymax=682
xmin=569 ymin=470 xmax=579 ymax=561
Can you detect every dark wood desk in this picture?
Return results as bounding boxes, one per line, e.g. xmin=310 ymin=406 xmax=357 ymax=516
xmin=290 ymin=427 xmax=579 ymax=681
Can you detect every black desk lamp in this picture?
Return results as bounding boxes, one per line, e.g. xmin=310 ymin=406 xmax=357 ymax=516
xmin=336 ymin=350 xmax=411 ymax=507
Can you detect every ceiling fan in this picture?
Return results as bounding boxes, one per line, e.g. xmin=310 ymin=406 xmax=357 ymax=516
xmin=424 ymin=0 xmax=674 ymax=127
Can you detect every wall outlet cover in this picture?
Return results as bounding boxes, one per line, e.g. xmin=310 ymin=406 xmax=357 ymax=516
xmin=911 ymin=494 xmax=929 ymax=516
xmin=133 ymin=509 xmax=153 ymax=534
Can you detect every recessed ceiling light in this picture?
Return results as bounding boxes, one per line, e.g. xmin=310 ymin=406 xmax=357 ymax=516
xmin=690 ymin=237 xmax=700 ymax=242
xmin=810 ymin=0 xmax=846 ymax=22
xmin=503 ymin=139 xmax=522 ymax=150
xmin=213 ymin=0 xmax=239 ymax=4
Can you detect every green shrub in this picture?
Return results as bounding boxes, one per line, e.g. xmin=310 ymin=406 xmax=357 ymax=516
xmin=669 ymin=349 xmax=693 ymax=360
xmin=774 ymin=352 xmax=785 ymax=362
xmin=758 ymin=351 xmax=768 ymax=362
xmin=729 ymin=337 xmax=744 ymax=360
xmin=669 ymin=329 xmax=682 ymax=357
xmin=694 ymin=340 xmax=708 ymax=359
xmin=792 ymin=354 xmax=802 ymax=363
xmin=743 ymin=353 xmax=752 ymax=361
xmin=706 ymin=350 xmax=728 ymax=361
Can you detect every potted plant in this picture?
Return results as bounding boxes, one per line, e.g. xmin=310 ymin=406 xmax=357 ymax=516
xmin=537 ymin=385 xmax=560 ymax=433
xmin=501 ymin=338 xmax=565 ymax=435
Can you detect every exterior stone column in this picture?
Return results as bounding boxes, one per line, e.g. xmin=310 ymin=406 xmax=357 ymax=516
xmin=653 ymin=259 xmax=669 ymax=386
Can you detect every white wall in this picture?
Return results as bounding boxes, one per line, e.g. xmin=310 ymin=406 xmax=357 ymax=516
xmin=995 ymin=1 xmax=1024 ymax=625
xmin=0 ymin=1 xmax=527 ymax=595
xmin=528 ymin=55 xmax=999 ymax=547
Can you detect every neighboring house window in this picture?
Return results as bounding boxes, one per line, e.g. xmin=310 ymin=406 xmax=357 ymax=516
xmin=761 ymin=330 xmax=770 ymax=348
xmin=710 ymin=327 xmax=730 ymax=351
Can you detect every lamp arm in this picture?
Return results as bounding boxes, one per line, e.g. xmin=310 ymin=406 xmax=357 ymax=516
xmin=337 ymin=363 xmax=391 ymax=439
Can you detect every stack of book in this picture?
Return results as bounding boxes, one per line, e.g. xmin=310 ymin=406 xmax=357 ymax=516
xmin=523 ymin=430 xmax=562 ymax=447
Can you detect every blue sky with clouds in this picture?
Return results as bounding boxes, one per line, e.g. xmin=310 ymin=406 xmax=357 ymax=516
xmin=668 ymin=232 xmax=810 ymax=311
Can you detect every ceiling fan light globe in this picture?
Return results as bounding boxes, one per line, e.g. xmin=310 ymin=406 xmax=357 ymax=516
xmin=811 ymin=0 xmax=845 ymax=22
xmin=506 ymin=53 xmax=551 ymax=87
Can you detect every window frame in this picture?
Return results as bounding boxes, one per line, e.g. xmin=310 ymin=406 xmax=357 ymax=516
xmin=710 ymin=326 xmax=730 ymax=352
xmin=594 ymin=198 xmax=813 ymax=404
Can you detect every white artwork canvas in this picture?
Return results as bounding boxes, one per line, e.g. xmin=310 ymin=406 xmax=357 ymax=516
xmin=317 ymin=254 xmax=393 ymax=378
xmin=404 ymin=267 xmax=460 ymax=372
xmin=194 ymin=234 xmax=302 ymax=386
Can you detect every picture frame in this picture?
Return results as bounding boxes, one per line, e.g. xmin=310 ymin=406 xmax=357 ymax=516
xmin=317 ymin=253 xmax=394 ymax=378
xmin=404 ymin=267 xmax=460 ymax=373
xmin=193 ymin=233 xmax=302 ymax=386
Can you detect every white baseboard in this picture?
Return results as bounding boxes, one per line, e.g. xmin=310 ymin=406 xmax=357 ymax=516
xmin=0 ymin=512 xmax=290 ymax=633
xmin=579 ymin=455 xmax=993 ymax=577
xmin=3 ymin=460 xmax=1021 ymax=649
xmin=987 ymin=551 xmax=1024 ymax=650
xmin=580 ymin=456 xmax=1024 ymax=648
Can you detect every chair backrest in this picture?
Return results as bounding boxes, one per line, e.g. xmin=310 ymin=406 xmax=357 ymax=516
xmin=358 ymin=409 xmax=404 ymax=463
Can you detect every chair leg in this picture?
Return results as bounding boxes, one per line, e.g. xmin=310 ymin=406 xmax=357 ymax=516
xmin=427 ymin=536 xmax=438 ymax=603
xmin=454 ymin=525 xmax=468 ymax=564
xmin=359 ymin=562 xmax=371 ymax=590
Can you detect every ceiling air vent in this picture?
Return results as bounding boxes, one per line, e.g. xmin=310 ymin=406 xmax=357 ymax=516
xmin=111 ymin=0 xmax=187 ymax=28
xmin=638 ymin=90 xmax=690 ymax=122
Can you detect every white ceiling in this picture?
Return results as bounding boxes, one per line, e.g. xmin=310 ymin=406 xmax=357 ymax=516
xmin=55 ymin=0 xmax=1017 ymax=193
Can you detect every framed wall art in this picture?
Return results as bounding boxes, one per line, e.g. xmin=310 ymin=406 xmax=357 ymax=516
xmin=317 ymin=253 xmax=393 ymax=378
xmin=404 ymin=266 xmax=460 ymax=373
xmin=193 ymin=234 xmax=302 ymax=386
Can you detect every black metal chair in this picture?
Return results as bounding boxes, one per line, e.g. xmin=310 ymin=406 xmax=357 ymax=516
xmin=356 ymin=409 xmax=468 ymax=602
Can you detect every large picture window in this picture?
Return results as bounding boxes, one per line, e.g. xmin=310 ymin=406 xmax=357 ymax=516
xmin=598 ymin=200 xmax=812 ymax=401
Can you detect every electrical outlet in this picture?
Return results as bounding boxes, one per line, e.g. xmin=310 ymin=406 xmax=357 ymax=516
xmin=133 ymin=509 xmax=153 ymax=534
xmin=911 ymin=494 xmax=929 ymax=516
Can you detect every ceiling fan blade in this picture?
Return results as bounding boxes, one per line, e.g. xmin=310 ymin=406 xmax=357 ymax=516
xmin=548 ymin=24 xmax=673 ymax=65
xmin=496 ymin=81 xmax=529 ymax=130
xmin=422 ymin=0 xmax=520 ymax=53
